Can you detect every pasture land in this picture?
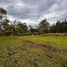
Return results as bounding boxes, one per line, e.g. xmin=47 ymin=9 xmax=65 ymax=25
xmin=0 ymin=36 xmax=67 ymax=67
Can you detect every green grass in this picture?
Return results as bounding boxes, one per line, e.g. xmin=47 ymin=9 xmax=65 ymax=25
xmin=19 ymin=36 xmax=67 ymax=50
xmin=0 ymin=36 xmax=67 ymax=67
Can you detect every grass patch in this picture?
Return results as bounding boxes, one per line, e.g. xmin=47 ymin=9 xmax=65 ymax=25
xmin=19 ymin=36 xmax=67 ymax=50
xmin=0 ymin=36 xmax=67 ymax=67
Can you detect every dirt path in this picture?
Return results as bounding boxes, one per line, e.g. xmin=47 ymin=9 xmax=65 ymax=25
xmin=23 ymin=40 xmax=67 ymax=57
xmin=0 ymin=40 xmax=67 ymax=67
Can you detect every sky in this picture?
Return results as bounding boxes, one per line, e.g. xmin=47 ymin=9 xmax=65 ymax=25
xmin=0 ymin=0 xmax=67 ymax=26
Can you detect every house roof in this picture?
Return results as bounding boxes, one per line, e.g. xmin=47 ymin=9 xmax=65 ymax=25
xmin=0 ymin=8 xmax=7 ymax=15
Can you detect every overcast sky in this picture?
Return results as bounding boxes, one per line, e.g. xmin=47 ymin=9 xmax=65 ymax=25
xmin=0 ymin=0 xmax=67 ymax=26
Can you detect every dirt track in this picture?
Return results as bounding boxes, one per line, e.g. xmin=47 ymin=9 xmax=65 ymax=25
xmin=24 ymin=40 xmax=67 ymax=57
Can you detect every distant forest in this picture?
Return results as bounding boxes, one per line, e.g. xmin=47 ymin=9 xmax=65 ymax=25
xmin=0 ymin=8 xmax=67 ymax=36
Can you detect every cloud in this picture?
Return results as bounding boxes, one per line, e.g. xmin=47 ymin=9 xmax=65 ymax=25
xmin=0 ymin=0 xmax=67 ymax=26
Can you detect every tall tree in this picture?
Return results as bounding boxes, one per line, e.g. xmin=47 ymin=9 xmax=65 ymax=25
xmin=61 ymin=20 xmax=67 ymax=33
xmin=38 ymin=19 xmax=50 ymax=34
xmin=9 ymin=20 xmax=17 ymax=35
xmin=55 ymin=21 xmax=61 ymax=33
xmin=50 ymin=20 xmax=67 ymax=33
xmin=16 ymin=22 xmax=28 ymax=35
xmin=3 ymin=19 xmax=11 ymax=35
xmin=50 ymin=24 xmax=56 ymax=33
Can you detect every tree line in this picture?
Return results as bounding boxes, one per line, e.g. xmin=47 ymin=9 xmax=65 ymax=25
xmin=0 ymin=18 xmax=67 ymax=36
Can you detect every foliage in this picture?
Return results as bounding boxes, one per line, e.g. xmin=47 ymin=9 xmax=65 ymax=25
xmin=16 ymin=22 xmax=28 ymax=35
xmin=0 ymin=36 xmax=67 ymax=67
xmin=0 ymin=8 xmax=67 ymax=36
xmin=0 ymin=19 xmax=28 ymax=36
xmin=50 ymin=20 xmax=67 ymax=33
xmin=3 ymin=19 xmax=11 ymax=35
xmin=38 ymin=19 xmax=50 ymax=34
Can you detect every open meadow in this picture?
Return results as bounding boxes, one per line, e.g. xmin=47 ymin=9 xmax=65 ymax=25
xmin=0 ymin=36 xmax=67 ymax=67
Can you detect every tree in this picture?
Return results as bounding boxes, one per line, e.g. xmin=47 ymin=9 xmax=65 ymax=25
xmin=16 ymin=22 xmax=28 ymax=35
xmin=10 ymin=20 xmax=17 ymax=35
xmin=50 ymin=20 xmax=67 ymax=33
xmin=55 ymin=21 xmax=61 ymax=33
xmin=50 ymin=24 xmax=56 ymax=33
xmin=3 ymin=19 xmax=11 ymax=35
xmin=61 ymin=20 xmax=67 ymax=33
xmin=38 ymin=19 xmax=50 ymax=34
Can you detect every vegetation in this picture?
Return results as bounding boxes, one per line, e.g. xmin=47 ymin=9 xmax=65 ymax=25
xmin=1 ymin=18 xmax=67 ymax=36
xmin=0 ymin=36 xmax=67 ymax=67
xmin=0 ymin=8 xmax=67 ymax=36
xmin=38 ymin=19 xmax=50 ymax=34
xmin=50 ymin=20 xmax=67 ymax=33
xmin=0 ymin=8 xmax=67 ymax=67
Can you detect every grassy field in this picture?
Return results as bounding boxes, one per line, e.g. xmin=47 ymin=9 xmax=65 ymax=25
xmin=0 ymin=36 xmax=67 ymax=67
